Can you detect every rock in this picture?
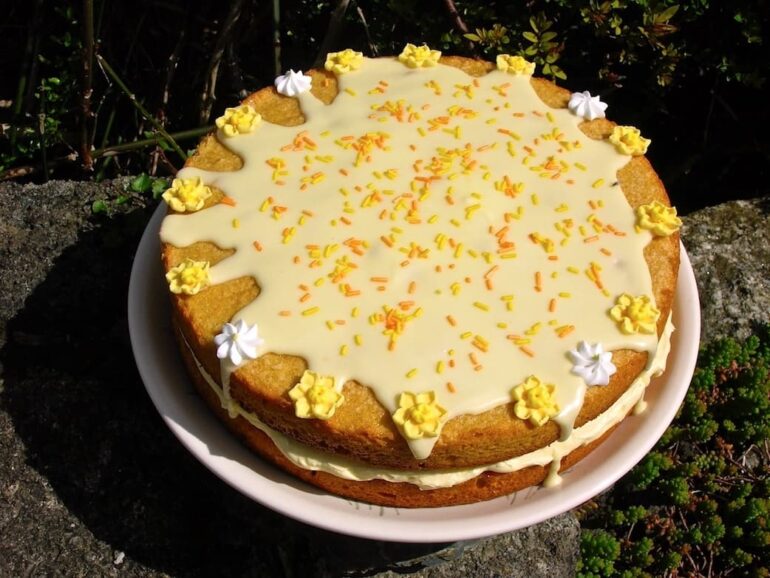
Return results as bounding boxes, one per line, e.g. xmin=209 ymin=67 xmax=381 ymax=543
xmin=0 ymin=179 xmax=580 ymax=577
xmin=3 ymin=179 xmax=764 ymax=577
xmin=680 ymin=198 xmax=770 ymax=342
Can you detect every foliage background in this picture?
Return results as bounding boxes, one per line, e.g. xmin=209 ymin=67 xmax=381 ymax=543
xmin=2 ymin=0 xmax=769 ymax=213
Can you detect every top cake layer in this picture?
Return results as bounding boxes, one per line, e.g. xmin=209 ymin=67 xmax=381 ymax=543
xmin=160 ymin=53 xmax=679 ymax=463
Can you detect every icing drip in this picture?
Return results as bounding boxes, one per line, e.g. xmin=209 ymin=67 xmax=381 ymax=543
xmin=161 ymin=58 xmax=660 ymax=459
xmin=183 ymin=315 xmax=674 ymax=489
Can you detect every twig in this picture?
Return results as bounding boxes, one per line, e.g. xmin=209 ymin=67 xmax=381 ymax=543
xmin=96 ymin=54 xmax=187 ymax=161
xmin=355 ymin=5 xmax=378 ymax=56
xmin=0 ymin=127 xmax=212 ymax=182
xmin=272 ymin=0 xmax=282 ymax=76
xmin=80 ymin=0 xmax=95 ymax=172
xmin=199 ymin=0 xmax=245 ymax=125
xmin=313 ymin=0 xmax=352 ymax=68
xmin=443 ymin=0 xmax=470 ymax=34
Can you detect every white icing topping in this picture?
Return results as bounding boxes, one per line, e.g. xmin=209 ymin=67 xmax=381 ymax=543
xmin=568 ymin=341 xmax=617 ymax=386
xmin=274 ymin=70 xmax=312 ymax=97
xmin=568 ymin=91 xmax=608 ymax=121
xmin=161 ymin=58 xmax=659 ymax=459
xmin=214 ymin=319 xmax=264 ymax=366
xmin=184 ymin=316 xmax=674 ymax=490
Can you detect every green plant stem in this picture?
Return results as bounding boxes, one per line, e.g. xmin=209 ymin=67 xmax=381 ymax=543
xmin=93 ymin=126 xmax=210 ymax=158
xmin=95 ymin=54 xmax=187 ymax=161
xmin=0 ymin=126 xmax=211 ymax=182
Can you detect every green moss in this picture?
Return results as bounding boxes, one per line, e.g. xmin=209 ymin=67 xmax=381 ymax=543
xmin=578 ymin=326 xmax=770 ymax=576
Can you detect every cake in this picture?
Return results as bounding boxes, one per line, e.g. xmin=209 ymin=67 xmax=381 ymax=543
xmin=159 ymin=46 xmax=681 ymax=508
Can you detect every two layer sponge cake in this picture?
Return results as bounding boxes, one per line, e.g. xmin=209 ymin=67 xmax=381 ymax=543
xmin=159 ymin=46 xmax=681 ymax=507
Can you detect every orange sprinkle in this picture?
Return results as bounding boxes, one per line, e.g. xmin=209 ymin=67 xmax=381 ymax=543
xmin=485 ymin=279 xmax=493 ymax=291
xmin=446 ymin=382 xmax=456 ymax=393
xmin=220 ymin=195 xmax=237 ymax=206
xmin=279 ymin=310 xmax=291 ymax=317
xmin=339 ymin=168 xmax=349 ymax=176
xmin=408 ymin=281 xmax=416 ymax=294
xmin=519 ymin=345 xmax=535 ymax=357
xmin=535 ymin=271 xmax=543 ymax=292
xmin=484 ymin=265 xmax=499 ymax=278
xmin=252 ymin=241 xmax=263 ymax=252
xmin=370 ymin=276 xmax=388 ymax=283
xmin=548 ymin=298 xmax=557 ymax=313
xmin=335 ymin=319 xmax=346 ymax=325
xmin=446 ymin=315 xmax=457 ymax=327
xmin=292 ymin=256 xmax=300 ymax=264
xmin=600 ymin=248 xmax=613 ymax=256
xmin=340 ymin=216 xmax=352 ymax=225
xmin=548 ymin=255 xmax=559 ymax=261
xmin=380 ymin=236 xmax=394 ymax=247
xmin=299 ymin=293 xmax=311 ymax=303
xmin=584 ymin=235 xmax=600 ymax=243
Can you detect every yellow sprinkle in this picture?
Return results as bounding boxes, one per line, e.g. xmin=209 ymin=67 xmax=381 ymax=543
xmin=232 ymin=218 xmax=240 ymax=229
xmin=406 ymin=368 xmax=418 ymax=379
xmin=592 ymin=178 xmax=605 ymax=189
xmin=460 ymin=331 xmax=473 ymax=339
xmin=497 ymin=322 xmax=508 ymax=329
xmin=531 ymin=194 xmax=539 ymax=206
xmin=344 ymin=88 xmax=357 ymax=96
xmin=354 ymin=334 xmax=363 ymax=346
xmin=314 ymin=278 xmax=325 ymax=287
xmin=302 ymin=306 xmax=320 ymax=316
xmin=559 ymin=292 xmax=572 ymax=298
xmin=436 ymin=361 xmax=445 ymax=374
xmin=567 ymin=266 xmax=580 ymax=274
xmin=546 ymin=111 xmax=555 ymax=123
xmin=340 ymin=345 xmax=348 ymax=356
xmin=574 ymin=162 xmax=587 ymax=171
xmin=351 ymin=307 xmax=359 ymax=318
xmin=473 ymin=301 xmax=490 ymax=312
xmin=325 ymin=320 xmax=335 ymax=330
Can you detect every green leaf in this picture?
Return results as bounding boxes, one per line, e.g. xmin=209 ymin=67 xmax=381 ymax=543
xmin=151 ymin=178 xmax=169 ymax=199
xmin=130 ymin=173 xmax=152 ymax=193
xmin=91 ymin=199 xmax=108 ymax=214
xmin=541 ymin=31 xmax=558 ymax=42
xmin=464 ymin=33 xmax=481 ymax=42
xmin=523 ymin=31 xmax=539 ymax=43
xmin=116 ymin=195 xmax=130 ymax=205
xmin=657 ymin=4 xmax=680 ymax=23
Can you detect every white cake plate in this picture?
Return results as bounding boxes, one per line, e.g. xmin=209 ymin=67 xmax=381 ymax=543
xmin=129 ymin=204 xmax=700 ymax=542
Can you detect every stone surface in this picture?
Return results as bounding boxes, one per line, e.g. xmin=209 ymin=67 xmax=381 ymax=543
xmin=0 ymin=179 xmax=579 ymax=577
xmin=680 ymin=197 xmax=770 ymax=342
xmin=1 ymin=178 xmax=766 ymax=577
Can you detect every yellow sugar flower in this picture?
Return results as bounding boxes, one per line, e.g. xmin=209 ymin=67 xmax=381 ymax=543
xmin=166 ymin=258 xmax=210 ymax=295
xmin=324 ymin=49 xmax=364 ymax=75
xmin=609 ymin=125 xmax=650 ymax=156
xmin=636 ymin=201 xmax=682 ymax=236
xmin=215 ymin=105 xmax=261 ymax=137
xmin=511 ymin=376 xmax=559 ymax=427
xmin=496 ymin=54 xmax=536 ymax=75
xmin=289 ymin=370 xmax=344 ymax=420
xmin=609 ymin=293 xmax=660 ymax=334
xmin=392 ymin=391 xmax=447 ymax=440
xmin=398 ymin=43 xmax=441 ymax=68
xmin=161 ymin=177 xmax=212 ymax=213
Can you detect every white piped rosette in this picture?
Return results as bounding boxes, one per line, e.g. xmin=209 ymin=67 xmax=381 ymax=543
xmin=568 ymin=341 xmax=617 ymax=386
xmin=274 ymin=70 xmax=312 ymax=97
xmin=568 ymin=91 xmax=608 ymax=121
xmin=214 ymin=320 xmax=264 ymax=366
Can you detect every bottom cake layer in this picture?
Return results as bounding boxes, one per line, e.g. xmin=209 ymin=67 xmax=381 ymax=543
xmin=172 ymin=317 xmax=673 ymax=507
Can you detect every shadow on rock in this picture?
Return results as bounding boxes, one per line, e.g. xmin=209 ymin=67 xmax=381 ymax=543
xmin=0 ymin=204 xmax=453 ymax=577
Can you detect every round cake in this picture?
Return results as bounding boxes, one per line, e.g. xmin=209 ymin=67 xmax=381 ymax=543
xmin=159 ymin=47 xmax=681 ymax=508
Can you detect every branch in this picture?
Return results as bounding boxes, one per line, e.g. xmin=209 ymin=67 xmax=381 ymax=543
xmin=272 ymin=0 xmax=282 ymax=76
xmin=199 ymin=0 xmax=245 ymax=125
xmin=0 ymin=127 xmax=212 ymax=182
xmin=80 ymin=0 xmax=95 ymax=172
xmin=355 ymin=5 xmax=378 ymax=57
xmin=313 ymin=0 xmax=352 ymax=68
xmin=95 ymin=54 xmax=187 ymax=161
xmin=443 ymin=0 xmax=470 ymax=34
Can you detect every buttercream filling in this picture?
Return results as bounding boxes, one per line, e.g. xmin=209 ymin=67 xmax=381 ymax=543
xmin=182 ymin=315 xmax=673 ymax=490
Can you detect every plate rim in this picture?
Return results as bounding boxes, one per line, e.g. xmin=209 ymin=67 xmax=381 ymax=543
xmin=129 ymin=204 xmax=700 ymax=542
